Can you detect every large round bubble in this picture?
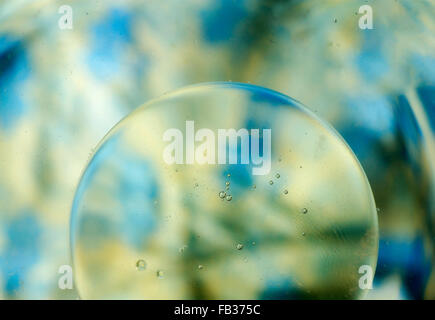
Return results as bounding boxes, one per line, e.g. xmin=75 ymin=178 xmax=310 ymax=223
xmin=70 ymin=82 xmax=378 ymax=299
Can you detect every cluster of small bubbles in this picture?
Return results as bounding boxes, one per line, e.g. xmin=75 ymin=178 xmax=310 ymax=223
xmin=275 ymin=173 xmax=280 ymax=179
xmin=301 ymin=208 xmax=308 ymax=214
xmin=283 ymin=189 xmax=288 ymax=195
xmin=136 ymin=259 xmax=147 ymax=271
xmin=236 ymin=243 xmax=244 ymax=250
xmin=156 ymin=270 xmax=164 ymax=279
xmin=218 ymin=180 xmax=232 ymax=201
xmin=376 ymin=208 xmax=380 ymax=213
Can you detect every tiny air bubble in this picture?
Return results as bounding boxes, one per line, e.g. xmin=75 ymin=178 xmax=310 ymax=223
xmin=136 ymin=259 xmax=146 ymax=271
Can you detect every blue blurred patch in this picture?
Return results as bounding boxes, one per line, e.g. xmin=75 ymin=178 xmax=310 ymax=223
xmin=340 ymin=125 xmax=390 ymax=185
xmin=416 ymin=85 xmax=435 ymax=131
xmin=343 ymin=94 xmax=395 ymax=136
xmin=260 ymin=277 xmax=308 ymax=299
xmin=221 ymin=163 xmax=253 ymax=191
xmin=86 ymin=8 xmax=134 ymax=79
xmin=376 ymin=236 xmax=431 ymax=299
xmin=356 ymin=30 xmax=389 ymax=82
xmin=336 ymin=126 xmax=379 ymax=161
xmin=201 ymin=0 xmax=247 ymax=43
xmin=412 ymin=55 xmax=435 ymax=84
xmin=0 ymin=213 xmax=41 ymax=297
xmin=394 ymin=94 xmax=423 ymax=175
xmin=0 ymin=35 xmax=30 ymax=131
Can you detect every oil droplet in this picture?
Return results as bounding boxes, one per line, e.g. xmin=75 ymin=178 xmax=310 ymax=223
xmin=179 ymin=245 xmax=188 ymax=253
xmin=198 ymin=265 xmax=204 ymax=270
xmin=376 ymin=208 xmax=380 ymax=213
xmin=269 ymin=180 xmax=274 ymax=185
xmin=227 ymin=173 xmax=231 ymax=177
xmin=194 ymin=183 xmax=199 ymax=188
xmin=301 ymin=208 xmax=308 ymax=214
xmin=252 ymin=185 xmax=256 ymax=189
xmin=225 ymin=181 xmax=230 ymax=186
xmin=302 ymin=232 xmax=306 ymax=236
xmin=283 ymin=189 xmax=288 ymax=195
xmin=334 ymin=18 xmax=338 ymax=23
xmin=226 ymin=195 xmax=232 ymax=201
xmin=156 ymin=270 xmax=164 ymax=278
xmin=71 ymin=82 xmax=380 ymax=299
xmin=136 ymin=259 xmax=147 ymax=271
xmin=219 ymin=191 xmax=226 ymax=199
xmin=236 ymin=243 xmax=244 ymax=250
xmin=252 ymin=241 xmax=256 ymax=246
xmin=275 ymin=173 xmax=280 ymax=179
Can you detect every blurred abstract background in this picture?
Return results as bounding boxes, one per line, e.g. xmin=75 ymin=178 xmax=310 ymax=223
xmin=0 ymin=0 xmax=434 ymax=299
